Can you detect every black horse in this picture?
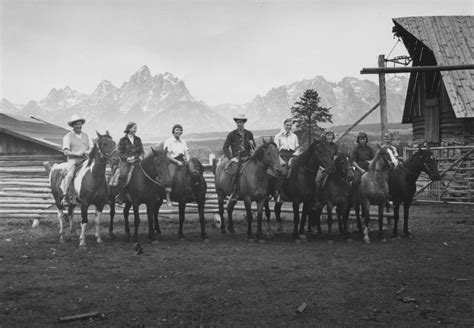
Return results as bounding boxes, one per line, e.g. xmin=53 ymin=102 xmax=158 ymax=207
xmin=389 ymin=145 xmax=440 ymax=237
xmin=154 ymin=158 xmax=209 ymax=241
xmin=312 ymin=153 xmax=355 ymax=241
xmin=108 ymin=148 xmax=169 ymax=242
xmin=274 ymin=140 xmax=336 ymax=241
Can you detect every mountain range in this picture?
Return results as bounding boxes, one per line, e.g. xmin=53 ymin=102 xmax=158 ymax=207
xmin=1 ymin=65 xmax=408 ymax=141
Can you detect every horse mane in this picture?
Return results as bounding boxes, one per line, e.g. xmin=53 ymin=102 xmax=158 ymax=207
xmin=292 ymin=140 xmax=319 ymax=168
xmin=250 ymin=141 xmax=277 ymax=162
xmin=188 ymin=157 xmax=204 ymax=175
xmin=87 ymin=142 xmax=98 ymax=167
xmin=368 ymin=149 xmax=381 ymax=171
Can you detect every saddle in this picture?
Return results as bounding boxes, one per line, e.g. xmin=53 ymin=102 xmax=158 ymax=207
xmin=109 ymin=165 xmax=135 ymax=187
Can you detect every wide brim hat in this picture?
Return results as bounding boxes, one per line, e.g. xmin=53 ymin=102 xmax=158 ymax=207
xmin=233 ymin=114 xmax=247 ymax=122
xmin=68 ymin=114 xmax=86 ymax=127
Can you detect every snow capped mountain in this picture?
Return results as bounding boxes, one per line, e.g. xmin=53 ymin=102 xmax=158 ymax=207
xmin=3 ymin=67 xmax=408 ymax=140
xmin=213 ymin=75 xmax=409 ymax=130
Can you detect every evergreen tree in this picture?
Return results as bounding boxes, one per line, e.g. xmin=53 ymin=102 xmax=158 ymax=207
xmin=291 ymin=89 xmax=332 ymax=149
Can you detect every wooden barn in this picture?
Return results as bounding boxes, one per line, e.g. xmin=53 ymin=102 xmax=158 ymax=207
xmin=392 ymin=16 xmax=474 ymax=146
xmin=0 ymin=113 xmax=68 ymax=155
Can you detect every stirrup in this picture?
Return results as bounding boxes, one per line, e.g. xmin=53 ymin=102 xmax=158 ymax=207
xmin=165 ymin=193 xmax=173 ymax=208
xmin=229 ymin=192 xmax=238 ymax=202
xmin=115 ymin=193 xmax=124 ymax=205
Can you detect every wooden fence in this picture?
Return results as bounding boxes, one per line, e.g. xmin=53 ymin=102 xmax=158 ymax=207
xmin=404 ymin=146 xmax=474 ymax=203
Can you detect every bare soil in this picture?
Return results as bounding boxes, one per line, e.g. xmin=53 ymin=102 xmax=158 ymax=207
xmin=0 ymin=203 xmax=473 ymax=327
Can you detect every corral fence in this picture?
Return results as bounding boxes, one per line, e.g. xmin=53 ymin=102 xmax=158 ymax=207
xmin=404 ymin=145 xmax=474 ymax=204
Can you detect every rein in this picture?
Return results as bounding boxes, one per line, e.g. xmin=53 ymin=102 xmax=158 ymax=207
xmin=139 ymin=161 xmax=164 ymax=186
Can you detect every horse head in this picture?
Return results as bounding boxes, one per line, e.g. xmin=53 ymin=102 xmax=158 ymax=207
xmin=312 ymin=140 xmax=336 ymax=173
xmin=150 ymin=147 xmax=170 ymax=186
xmin=375 ymin=144 xmax=398 ymax=170
xmin=335 ymin=153 xmax=354 ymax=181
xmin=95 ymin=130 xmax=116 ymax=159
xmin=253 ymin=139 xmax=283 ymax=175
xmin=416 ymin=145 xmax=441 ymax=181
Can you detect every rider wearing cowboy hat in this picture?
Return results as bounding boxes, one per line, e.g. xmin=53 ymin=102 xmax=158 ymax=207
xmin=115 ymin=122 xmax=144 ymax=204
xmin=223 ymin=114 xmax=255 ymax=201
xmin=61 ymin=114 xmax=93 ymax=205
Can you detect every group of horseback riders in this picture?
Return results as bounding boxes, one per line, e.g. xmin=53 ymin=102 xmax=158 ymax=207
xmin=59 ymin=113 xmax=399 ymax=208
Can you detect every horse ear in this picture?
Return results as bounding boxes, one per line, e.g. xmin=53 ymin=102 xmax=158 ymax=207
xmin=262 ymin=137 xmax=267 ymax=144
xmin=151 ymin=147 xmax=156 ymax=154
xmin=377 ymin=143 xmax=381 ymax=149
xmin=105 ymin=130 xmax=110 ymax=136
xmin=269 ymin=136 xmax=274 ymax=143
xmin=426 ymin=143 xmax=431 ymax=151
xmin=96 ymin=131 xmax=101 ymax=138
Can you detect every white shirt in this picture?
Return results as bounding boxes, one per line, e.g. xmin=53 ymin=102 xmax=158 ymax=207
xmin=275 ymin=131 xmax=299 ymax=151
xmin=164 ymin=137 xmax=189 ymax=159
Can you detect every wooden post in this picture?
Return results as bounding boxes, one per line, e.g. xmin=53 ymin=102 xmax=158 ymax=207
xmin=335 ymin=102 xmax=380 ymax=143
xmin=378 ymin=55 xmax=387 ymax=142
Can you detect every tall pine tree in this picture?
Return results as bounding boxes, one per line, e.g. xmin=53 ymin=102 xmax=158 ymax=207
xmin=291 ymin=89 xmax=332 ymax=149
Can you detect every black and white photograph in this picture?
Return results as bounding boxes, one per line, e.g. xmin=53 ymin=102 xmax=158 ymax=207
xmin=1 ymin=0 xmax=473 ymax=326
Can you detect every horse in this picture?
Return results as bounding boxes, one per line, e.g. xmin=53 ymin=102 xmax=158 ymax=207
xmin=108 ymin=147 xmax=169 ymax=242
xmin=215 ymin=140 xmax=283 ymax=242
xmin=274 ymin=140 xmax=336 ymax=241
xmin=312 ymin=153 xmax=355 ymax=242
xmin=389 ymin=145 xmax=440 ymax=237
xmin=47 ymin=131 xmax=116 ymax=248
xmin=355 ymin=145 xmax=399 ymax=244
xmin=153 ymin=157 xmax=209 ymax=241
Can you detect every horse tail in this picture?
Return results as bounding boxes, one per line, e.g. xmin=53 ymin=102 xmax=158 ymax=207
xmin=43 ymin=161 xmax=52 ymax=175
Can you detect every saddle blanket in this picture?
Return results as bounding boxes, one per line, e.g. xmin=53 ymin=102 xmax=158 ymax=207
xmin=109 ymin=166 xmax=135 ymax=187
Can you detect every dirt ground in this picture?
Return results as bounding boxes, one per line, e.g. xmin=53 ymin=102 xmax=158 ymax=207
xmin=0 ymin=203 xmax=473 ymax=327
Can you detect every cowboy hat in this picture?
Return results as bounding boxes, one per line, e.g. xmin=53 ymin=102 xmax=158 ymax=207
xmin=68 ymin=114 xmax=85 ymax=127
xmin=233 ymin=113 xmax=247 ymax=122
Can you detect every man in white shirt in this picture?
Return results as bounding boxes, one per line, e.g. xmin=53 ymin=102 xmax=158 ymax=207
xmin=61 ymin=114 xmax=93 ymax=205
xmin=163 ymin=124 xmax=190 ymax=207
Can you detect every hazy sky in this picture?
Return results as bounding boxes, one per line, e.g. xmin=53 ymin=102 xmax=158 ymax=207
xmin=1 ymin=0 xmax=472 ymax=105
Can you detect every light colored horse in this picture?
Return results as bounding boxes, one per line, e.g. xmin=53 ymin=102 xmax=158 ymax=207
xmin=356 ymin=145 xmax=399 ymax=243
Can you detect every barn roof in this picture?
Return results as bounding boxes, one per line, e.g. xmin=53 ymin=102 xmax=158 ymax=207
xmin=393 ymin=16 xmax=474 ymax=120
xmin=0 ymin=113 xmax=69 ymax=150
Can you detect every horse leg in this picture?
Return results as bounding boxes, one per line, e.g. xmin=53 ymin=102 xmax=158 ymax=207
xmin=178 ymin=202 xmax=186 ymax=240
xmin=198 ymin=198 xmax=208 ymax=241
xmin=154 ymin=199 xmax=163 ymax=236
xmin=292 ymin=202 xmax=301 ymax=241
xmin=124 ymin=202 xmax=132 ymax=238
xmin=94 ymin=205 xmax=104 ymax=244
xmin=79 ymin=204 xmax=89 ymax=249
xmin=299 ymin=204 xmax=307 ymax=236
xmin=264 ymin=199 xmax=272 ymax=237
xmin=355 ymin=201 xmax=363 ymax=234
xmin=227 ymin=199 xmax=237 ymax=234
xmin=378 ymin=203 xmax=387 ymax=242
xmin=403 ymin=200 xmax=413 ymax=238
xmin=147 ymin=202 xmax=157 ymax=242
xmin=341 ymin=204 xmax=353 ymax=241
xmin=327 ymin=204 xmax=334 ymax=243
xmin=274 ymin=202 xmax=283 ymax=233
xmin=217 ymin=191 xmax=226 ymax=234
xmin=109 ymin=198 xmax=116 ymax=238
xmin=362 ymin=199 xmax=371 ymax=244
xmin=392 ymin=201 xmax=401 ymax=238
xmin=244 ymin=199 xmax=254 ymax=241
xmin=58 ymin=209 xmax=66 ymax=243
xmin=315 ymin=207 xmax=322 ymax=234
xmin=132 ymin=203 xmax=140 ymax=242
xmin=256 ymin=200 xmax=266 ymax=243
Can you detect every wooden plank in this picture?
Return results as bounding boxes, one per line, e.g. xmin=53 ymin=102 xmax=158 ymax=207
xmin=2 ymin=187 xmax=51 ymax=193
xmin=0 ymin=191 xmax=53 ymax=198
xmin=0 ymin=181 xmax=50 ymax=187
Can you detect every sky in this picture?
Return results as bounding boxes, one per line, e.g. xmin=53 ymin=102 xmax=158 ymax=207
xmin=1 ymin=0 xmax=472 ymax=106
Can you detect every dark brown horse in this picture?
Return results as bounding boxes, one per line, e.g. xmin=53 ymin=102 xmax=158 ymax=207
xmin=312 ymin=153 xmax=354 ymax=241
xmin=154 ymin=158 xmax=208 ymax=241
xmin=389 ymin=145 xmax=440 ymax=237
xmin=48 ymin=131 xmax=116 ymax=248
xmin=274 ymin=140 xmax=336 ymax=241
xmin=215 ymin=140 xmax=283 ymax=242
xmin=355 ymin=145 xmax=399 ymax=243
xmin=108 ymin=147 xmax=169 ymax=243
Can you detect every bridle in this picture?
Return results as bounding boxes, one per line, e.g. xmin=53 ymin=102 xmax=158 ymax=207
xmin=138 ymin=156 xmax=167 ymax=186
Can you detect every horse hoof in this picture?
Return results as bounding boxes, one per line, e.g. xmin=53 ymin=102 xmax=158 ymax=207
xmin=346 ymin=238 xmax=353 ymax=243
xmin=59 ymin=238 xmax=66 ymax=244
xmin=299 ymin=234 xmax=307 ymax=240
xmin=97 ymin=238 xmax=103 ymax=244
xmin=203 ymin=238 xmax=210 ymax=244
xmin=328 ymin=240 xmax=334 ymax=245
xmin=109 ymin=232 xmax=115 ymax=239
xmin=79 ymin=244 xmax=87 ymax=251
xmin=364 ymin=239 xmax=371 ymax=245
xmin=258 ymin=239 xmax=267 ymax=244
xmin=381 ymin=238 xmax=387 ymax=243
xmin=247 ymin=238 xmax=255 ymax=243
xmin=405 ymin=233 xmax=413 ymax=239
xmin=220 ymin=229 xmax=227 ymax=235
xmin=294 ymin=239 xmax=302 ymax=245
xmin=229 ymin=229 xmax=236 ymax=235
xmin=151 ymin=240 xmax=159 ymax=245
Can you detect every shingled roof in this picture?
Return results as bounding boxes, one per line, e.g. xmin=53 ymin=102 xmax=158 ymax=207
xmin=393 ymin=16 xmax=474 ymax=119
xmin=0 ymin=113 xmax=69 ymax=150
